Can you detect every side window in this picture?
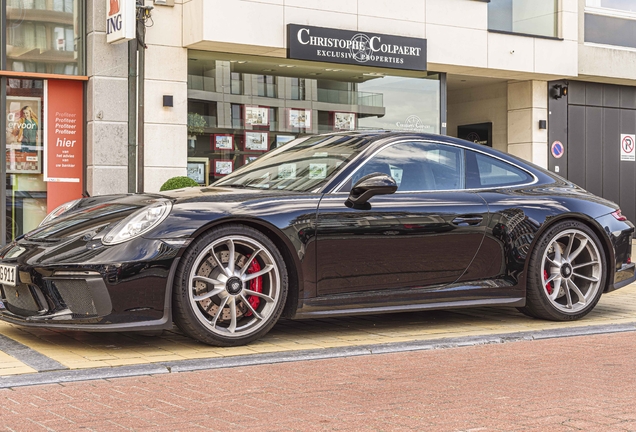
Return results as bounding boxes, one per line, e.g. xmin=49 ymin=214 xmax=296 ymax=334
xmin=349 ymin=142 xmax=464 ymax=192
xmin=466 ymin=151 xmax=533 ymax=189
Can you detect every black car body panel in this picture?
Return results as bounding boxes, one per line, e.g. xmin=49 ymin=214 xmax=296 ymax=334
xmin=0 ymin=131 xmax=633 ymax=331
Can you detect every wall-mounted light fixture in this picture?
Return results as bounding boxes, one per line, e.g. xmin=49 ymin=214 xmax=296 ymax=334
xmin=163 ymin=95 xmax=173 ymax=107
xmin=539 ymin=120 xmax=547 ymax=129
xmin=154 ymin=0 xmax=175 ymax=6
xmin=550 ymin=84 xmax=568 ymax=99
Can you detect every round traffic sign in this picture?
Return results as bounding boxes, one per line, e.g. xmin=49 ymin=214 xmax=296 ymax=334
xmin=622 ymin=135 xmax=634 ymax=154
xmin=551 ymin=141 xmax=564 ymax=159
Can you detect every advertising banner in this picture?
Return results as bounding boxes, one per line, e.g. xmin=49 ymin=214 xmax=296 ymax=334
xmin=6 ymin=96 xmax=42 ymax=174
xmin=45 ymin=80 xmax=84 ymax=212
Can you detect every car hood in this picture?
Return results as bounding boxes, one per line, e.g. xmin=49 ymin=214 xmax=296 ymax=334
xmin=22 ymin=193 xmax=166 ymax=243
xmin=20 ymin=187 xmax=304 ymax=243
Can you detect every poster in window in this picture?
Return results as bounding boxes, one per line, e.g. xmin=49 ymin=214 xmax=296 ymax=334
xmin=213 ymin=134 xmax=234 ymax=151
xmin=244 ymin=131 xmax=269 ymax=152
xmin=289 ymin=109 xmax=311 ymax=129
xmin=334 ymin=112 xmax=356 ymax=131
xmin=243 ymin=155 xmax=259 ymax=165
xmin=245 ymin=106 xmax=269 ymax=127
xmin=187 ymin=157 xmax=209 ymax=185
xmin=214 ymin=159 xmax=234 ymax=176
xmin=275 ymin=134 xmax=296 ymax=148
xmin=6 ymin=96 xmax=42 ymax=174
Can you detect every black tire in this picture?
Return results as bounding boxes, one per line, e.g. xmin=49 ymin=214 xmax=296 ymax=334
xmin=518 ymin=219 xmax=607 ymax=321
xmin=172 ymin=224 xmax=288 ymax=346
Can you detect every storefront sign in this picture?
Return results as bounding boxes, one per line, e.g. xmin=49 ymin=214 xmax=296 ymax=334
xmin=106 ymin=0 xmax=136 ymax=44
xmin=45 ymin=80 xmax=84 ymax=212
xmin=287 ymin=24 xmax=427 ymax=71
xmin=621 ymin=134 xmax=635 ymax=161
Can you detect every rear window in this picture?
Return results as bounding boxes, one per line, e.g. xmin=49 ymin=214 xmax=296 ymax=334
xmin=466 ymin=151 xmax=533 ymax=189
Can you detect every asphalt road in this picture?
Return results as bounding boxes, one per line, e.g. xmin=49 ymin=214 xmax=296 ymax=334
xmin=2 ymin=330 xmax=636 ymax=431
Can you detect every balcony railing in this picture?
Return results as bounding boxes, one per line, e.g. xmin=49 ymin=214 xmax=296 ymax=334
xmin=317 ymin=88 xmax=384 ymax=107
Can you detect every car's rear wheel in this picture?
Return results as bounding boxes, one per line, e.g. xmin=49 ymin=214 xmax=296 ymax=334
xmin=173 ymin=224 xmax=288 ymax=346
xmin=519 ymin=220 xmax=606 ymax=321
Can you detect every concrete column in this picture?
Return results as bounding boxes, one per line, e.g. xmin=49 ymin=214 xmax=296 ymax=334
xmin=86 ymin=1 xmax=130 ymax=195
xmin=142 ymin=0 xmax=188 ymax=192
xmin=507 ymin=81 xmax=549 ymax=168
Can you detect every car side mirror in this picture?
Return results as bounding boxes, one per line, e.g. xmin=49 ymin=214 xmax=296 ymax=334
xmin=345 ymin=173 xmax=398 ymax=208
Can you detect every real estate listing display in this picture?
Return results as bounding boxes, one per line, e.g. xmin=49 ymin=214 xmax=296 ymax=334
xmin=244 ymin=131 xmax=270 ymax=151
xmin=213 ymin=134 xmax=234 ymax=150
xmin=289 ymin=109 xmax=311 ymax=129
xmin=245 ymin=106 xmax=269 ymax=127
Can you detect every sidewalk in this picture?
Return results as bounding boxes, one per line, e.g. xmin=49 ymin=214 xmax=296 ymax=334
xmin=0 ymin=280 xmax=635 ymax=383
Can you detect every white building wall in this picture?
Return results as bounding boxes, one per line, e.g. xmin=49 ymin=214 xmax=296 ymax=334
xmin=183 ymin=0 xmax=578 ymax=79
xmin=142 ymin=0 xmax=188 ymax=192
xmin=87 ymin=0 xmax=188 ymax=195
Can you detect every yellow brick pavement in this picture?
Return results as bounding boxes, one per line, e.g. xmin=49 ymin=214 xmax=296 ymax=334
xmin=0 ymin=281 xmax=635 ymax=376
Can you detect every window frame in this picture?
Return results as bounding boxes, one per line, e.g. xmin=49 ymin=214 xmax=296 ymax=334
xmin=487 ymin=0 xmax=561 ymax=40
xmin=331 ymin=139 xmax=538 ymax=194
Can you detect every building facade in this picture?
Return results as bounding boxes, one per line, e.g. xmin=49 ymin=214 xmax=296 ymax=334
xmin=4 ymin=0 xmax=636 ymax=244
xmin=0 ymin=0 xmax=85 ymax=244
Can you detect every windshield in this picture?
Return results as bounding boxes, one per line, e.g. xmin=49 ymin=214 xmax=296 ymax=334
xmin=215 ymin=135 xmax=370 ymax=192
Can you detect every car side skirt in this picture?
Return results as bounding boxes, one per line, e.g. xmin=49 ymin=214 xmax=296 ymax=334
xmin=293 ymin=296 xmax=526 ymax=319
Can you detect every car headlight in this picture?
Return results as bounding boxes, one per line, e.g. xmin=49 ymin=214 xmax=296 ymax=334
xmin=102 ymin=199 xmax=172 ymax=245
xmin=39 ymin=198 xmax=82 ymax=227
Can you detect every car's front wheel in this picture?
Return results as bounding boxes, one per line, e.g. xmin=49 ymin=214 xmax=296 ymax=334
xmin=519 ymin=220 xmax=606 ymax=321
xmin=173 ymin=224 xmax=288 ymax=346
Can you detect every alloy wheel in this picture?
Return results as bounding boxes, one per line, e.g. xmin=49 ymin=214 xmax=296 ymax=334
xmin=187 ymin=235 xmax=281 ymax=337
xmin=540 ymin=228 xmax=602 ymax=313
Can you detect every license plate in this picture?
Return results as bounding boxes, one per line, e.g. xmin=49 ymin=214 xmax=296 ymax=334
xmin=0 ymin=264 xmax=17 ymax=287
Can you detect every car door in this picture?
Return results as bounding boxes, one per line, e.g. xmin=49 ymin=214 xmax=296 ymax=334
xmin=315 ymin=140 xmax=489 ymax=296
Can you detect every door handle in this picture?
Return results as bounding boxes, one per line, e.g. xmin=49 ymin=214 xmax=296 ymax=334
xmin=452 ymin=215 xmax=483 ymax=226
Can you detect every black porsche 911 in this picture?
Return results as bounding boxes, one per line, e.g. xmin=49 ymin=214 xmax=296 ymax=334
xmin=0 ymin=131 xmax=633 ymax=346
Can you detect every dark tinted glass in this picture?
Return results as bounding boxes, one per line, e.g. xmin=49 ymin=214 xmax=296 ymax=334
xmin=466 ymin=151 xmax=533 ymax=189
xmin=352 ymin=142 xmax=464 ymax=192
xmin=585 ymin=14 xmax=636 ymax=49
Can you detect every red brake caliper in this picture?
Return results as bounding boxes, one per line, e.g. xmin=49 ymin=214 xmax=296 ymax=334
xmin=244 ymin=256 xmax=262 ymax=316
xmin=544 ymin=269 xmax=552 ymax=295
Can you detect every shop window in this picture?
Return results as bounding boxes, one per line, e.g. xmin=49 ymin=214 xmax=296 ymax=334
xmin=188 ymin=59 xmax=216 ymax=92
xmin=5 ymin=80 xmax=46 ymax=241
xmin=488 ymin=0 xmax=558 ymax=38
xmin=6 ymin=0 xmax=84 ymax=75
xmin=256 ymin=75 xmax=277 ymax=98
xmin=231 ymin=104 xmax=243 ymax=129
xmin=291 ymin=78 xmax=306 ymax=100
xmin=185 ymin=52 xmax=442 ymax=186
xmin=53 ymin=0 xmax=74 ymax=13
xmin=230 ymin=73 xmax=243 ymax=95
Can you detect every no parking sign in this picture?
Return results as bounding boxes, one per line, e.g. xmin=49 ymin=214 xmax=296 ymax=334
xmin=621 ymin=134 xmax=635 ymax=161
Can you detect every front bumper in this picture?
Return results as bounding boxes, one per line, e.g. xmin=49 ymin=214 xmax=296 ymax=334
xmin=0 ymin=236 xmax=182 ymax=331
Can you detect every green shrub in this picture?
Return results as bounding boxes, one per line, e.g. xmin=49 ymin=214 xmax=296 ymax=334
xmin=160 ymin=176 xmax=199 ymax=191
